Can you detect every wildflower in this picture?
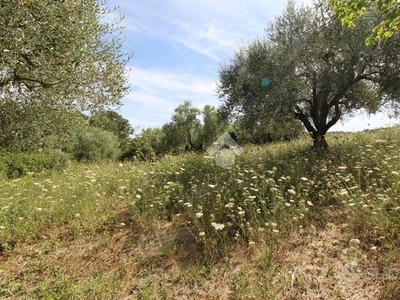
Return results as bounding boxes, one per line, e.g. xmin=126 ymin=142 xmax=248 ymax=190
xmin=208 ymin=184 xmax=216 ymax=188
xmin=270 ymin=187 xmax=278 ymax=192
xmin=199 ymin=232 xmax=206 ymax=237
xmin=225 ymin=203 xmax=234 ymax=209
xmin=211 ymin=222 xmax=225 ymax=230
xmin=195 ymin=212 xmax=203 ymax=218
xmin=307 ymin=201 xmax=313 ymax=206
xmin=271 ymin=222 xmax=278 ymax=227
xmin=36 ymin=208 xmax=43 ymax=212
xmin=272 ymin=229 xmax=279 ymax=233
xmin=136 ymin=194 xmax=142 ymax=199
xmin=0 ymin=226 xmax=5 ymax=230
xmin=74 ymin=213 xmax=81 ymax=218
xmin=300 ymin=177 xmax=308 ymax=182
xmin=391 ymin=171 xmax=399 ymax=176
xmin=184 ymin=203 xmax=192 ymax=208
xmin=238 ymin=210 xmax=245 ymax=216
xmin=338 ymin=166 xmax=347 ymax=170
xmin=285 ymin=202 xmax=291 ymax=207
xmin=120 ymin=223 xmax=126 ymax=227
xmin=349 ymin=238 xmax=360 ymax=248
xmin=287 ymin=189 xmax=296 ymax=195
xmin=339 ymin=189 xmax=349 ymax=196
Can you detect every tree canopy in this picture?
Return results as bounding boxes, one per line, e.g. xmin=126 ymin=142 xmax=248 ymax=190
xmin=218 ymin=0 xmax=400 ymax=150
xmin=0 ymin=0 xmax=130 ymax=150
xmin=329 ymin=0 xmax=400 ymax=45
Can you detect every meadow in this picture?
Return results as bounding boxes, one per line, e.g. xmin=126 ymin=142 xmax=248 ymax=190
xmin=1 ymin=127 xmax=400 ymax=299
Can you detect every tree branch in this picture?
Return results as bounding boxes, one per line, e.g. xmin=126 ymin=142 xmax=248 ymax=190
xmin=14 ymin=74 xmax=55 ymax=88
xmin=294 ymin=105 xmax=316 ymax=134
xmin=324 ymin=103 xmax=342 ymax=134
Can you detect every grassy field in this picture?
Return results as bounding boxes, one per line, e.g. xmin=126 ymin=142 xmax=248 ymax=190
xmin=1 ymin=127 xmax=400 ymax=299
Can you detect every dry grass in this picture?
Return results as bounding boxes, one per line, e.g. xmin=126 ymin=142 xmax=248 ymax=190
xmin=1 ymin=207 xmax=394 ymax=299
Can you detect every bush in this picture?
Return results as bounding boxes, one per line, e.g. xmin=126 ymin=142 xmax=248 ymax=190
xmin=70 ymin=126 xmax=120 ymax=162
xmin=0 ymin=151 xmax=68 ymax=179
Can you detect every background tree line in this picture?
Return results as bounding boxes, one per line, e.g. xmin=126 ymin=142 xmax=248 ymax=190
xmin=1 ymin=0 xmax=400 ymax=169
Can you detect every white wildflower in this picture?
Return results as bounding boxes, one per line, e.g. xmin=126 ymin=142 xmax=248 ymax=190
xmin=211 ymin=222 xmax=225 ymax=230
xmin=195 ymin=212 xmax=203 ymax=218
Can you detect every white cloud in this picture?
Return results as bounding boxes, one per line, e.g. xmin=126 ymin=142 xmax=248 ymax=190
xmin=127 ymin=66 xmax=216 ymax=97
xmin=124 ymin=66 xmax=220 ymax=129
xmin=112 ymin=0 xmax=316 ymax=61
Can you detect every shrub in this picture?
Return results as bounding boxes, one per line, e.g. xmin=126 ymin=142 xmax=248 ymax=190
xmin=70 ymin=126 xmax=120 ymax=162
xmin=0 ymin=151 xmax=68 ymax=179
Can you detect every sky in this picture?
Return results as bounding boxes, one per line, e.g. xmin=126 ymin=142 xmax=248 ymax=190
xmin=105 ymin=0 xmax=400 ymax=133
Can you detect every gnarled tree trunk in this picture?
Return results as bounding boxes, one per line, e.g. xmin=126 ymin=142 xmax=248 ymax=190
xmin=295 ymin=101 xmax=341 ymax=152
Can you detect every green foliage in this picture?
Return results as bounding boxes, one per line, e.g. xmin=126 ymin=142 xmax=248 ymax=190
xmin=89 ymin=110 xmax=134 ymax=141
xmin=0 ymin=151 xmax=67 ymax=179
xmin=130 ymin=127 xmax=166 ymax=160
xmin=329 ymin=0 xmax=400 ymax=44
xmin=232 ymin=114 xmax=303 ymax=144
xmin=0 ymin=0 xmax=130 ymax=151
xmin=197 ymin=105 xmax=228 ymax=149
xmin=218 ymin=1 xmax=400 ymax=150
xmin=131 ymin=102 xmax=229 ymax=160
xmin=68 ymin=126 xmax=121 ymax=162
xmin=165 ymin=101 xmax=202 ymax=152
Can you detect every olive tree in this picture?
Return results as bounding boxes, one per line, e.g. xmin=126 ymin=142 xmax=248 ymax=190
xmin=0 ymin=0 xmax=130 ymax=149
xmin=218 ymin=1 xmax=400 ymax=150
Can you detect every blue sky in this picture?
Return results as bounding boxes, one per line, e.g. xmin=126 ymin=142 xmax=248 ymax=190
xmin=105 ymin=0 xmax=399 ymax=133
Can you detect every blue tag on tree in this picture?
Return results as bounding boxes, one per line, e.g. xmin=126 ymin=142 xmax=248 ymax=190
xmin=261 ymin=77 xmax=271 ymax=87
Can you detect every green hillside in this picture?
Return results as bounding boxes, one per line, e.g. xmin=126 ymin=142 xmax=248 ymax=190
xmin=1 ymin=127 xmax=400 ymax=299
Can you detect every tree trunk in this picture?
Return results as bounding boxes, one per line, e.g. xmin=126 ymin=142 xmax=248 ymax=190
xmin=312 ymin=133 xmax=329 ymax=152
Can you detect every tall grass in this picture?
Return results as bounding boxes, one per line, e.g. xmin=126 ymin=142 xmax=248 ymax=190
xmin=1 ymin=127 xmax=400 ymax=298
